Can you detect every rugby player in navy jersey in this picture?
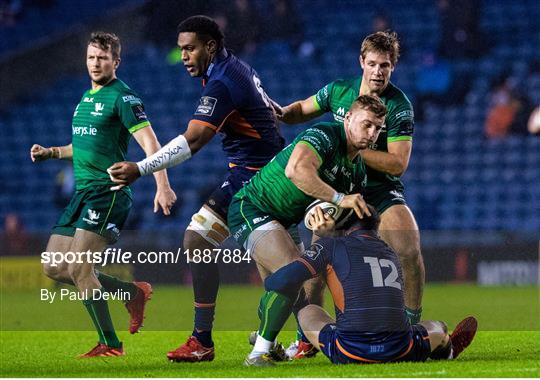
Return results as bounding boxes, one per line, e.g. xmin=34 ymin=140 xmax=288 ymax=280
xmin=108 ymin=15 xmax=285 ymax=362
xmin=250 ymin=205 xmax=477 ymax=366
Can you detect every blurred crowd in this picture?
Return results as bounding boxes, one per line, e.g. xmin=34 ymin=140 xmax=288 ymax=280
xmin=144 ymin=0 xmax=315 ymax=59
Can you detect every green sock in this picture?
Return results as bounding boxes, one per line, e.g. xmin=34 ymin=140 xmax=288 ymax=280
xmin=96 ymin=271 xmax=138 ymax=300
xmin=295 ymin=328 xmax=303 ymax=342
xmin=258 ymin=291 xmax=293 ymax=342
xmin=83 ymin=290 xmax=121 ymax=348
xmin=405 ymin=307 xmax=423 ymax=325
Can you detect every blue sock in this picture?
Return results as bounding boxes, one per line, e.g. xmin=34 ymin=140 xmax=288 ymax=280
xmin=192 ymin=327 xmax=213 ymax=348
xmin=190 ymin=260 xmax=219 ymax=348
xmin=193 ymin=303 xmax=215 ymax=347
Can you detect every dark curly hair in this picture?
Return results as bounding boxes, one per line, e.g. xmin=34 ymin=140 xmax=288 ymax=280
xmin=177 ymin=15 xmax=224 ymax=51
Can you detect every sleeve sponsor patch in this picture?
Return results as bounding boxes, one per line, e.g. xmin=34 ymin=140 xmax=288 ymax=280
xmin=131 ymin=104 xmax=148 ymax=121
xmin=304 ymin=128 xmax=333 ymax=149
xmin=194 ymin=96 xmax=217 ymax=116
xmin=301 ymin=136 xmax=323 ymax=151
xmin=315 ymin=84 xmax=330 ymax=111
xmin=394 ymin=109 xmax=414 ymax=122
xmin=122 ymin=95 xmax=142 ymax=104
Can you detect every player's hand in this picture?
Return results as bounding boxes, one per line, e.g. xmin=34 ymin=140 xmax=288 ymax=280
xmin=339 ymin=194 xmax=371 ymax=219
xmin=107 ymin=161 xmax=140 ymax=190
xmin=309 ymin=206 xmax=336 ymax=237
xmin=154 ymin=186 xmax=177 ymax=215
xmin=30 ymin=144 xmax=52 ymax=162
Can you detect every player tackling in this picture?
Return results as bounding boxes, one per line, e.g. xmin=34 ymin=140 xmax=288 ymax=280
xmin=274 ymin=31 xmax=425 ymax=358
xmin=226 ymin=95 xmax=385 ymax=365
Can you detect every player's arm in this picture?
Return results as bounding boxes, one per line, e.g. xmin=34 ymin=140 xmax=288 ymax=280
xmin=361 ymin=104 xmax=415 ymax=176
xmin=285 ymin=143 xmax=370 ymax=218
xmin=131 ymin=126 xmax=177 ymax=215
xmin=359 ymin=140 xmax=412 ymax=176
xmin=108 ymin=80 xmax=233 ymax=185
xmin=276 ymin=82 xmax=333 ymax=124
xmin=275 ymin=95 xmax=324 ymax=124
xmin=265 ymin=239 xmax=331 ymax=298
xmin=107 ymin=122 xmax=216 ymax=185
xmin=30 ymin=143 xmax=73 ymax=162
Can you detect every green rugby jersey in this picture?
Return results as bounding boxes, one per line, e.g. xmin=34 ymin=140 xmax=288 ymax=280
xmin=314 ymin=76 xmax=414 ymax=189
xmin=71 ymin=78 xmax=150 ymax=193
xmin=241 ymin=122 xmax=367 ymax=226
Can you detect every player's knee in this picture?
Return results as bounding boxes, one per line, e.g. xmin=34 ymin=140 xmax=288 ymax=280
xmin=297 ymin=305 xmax=309 ymax=325
xmin=42 ymin=262 xmax=63 ymax=280
xmin=297 ymin=304 xmax=319 ymax=327
xmin=437 ymin=320 xmax=448 ymax=334
xmin=185 ymin=207 xmax=229 ymax=248
xmin=183 ymin=229 xmax=203 ymax=250
xmin=67 ymin=263 xmax=86 ymax=285
xmin=427 ymin=322 xmax=451 ymax=357
xmin=421 ymin=320 xmax=450 ymax=353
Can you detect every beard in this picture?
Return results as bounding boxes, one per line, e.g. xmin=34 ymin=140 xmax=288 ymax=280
xmin=92 ymin=73 xmax=113 ymax=86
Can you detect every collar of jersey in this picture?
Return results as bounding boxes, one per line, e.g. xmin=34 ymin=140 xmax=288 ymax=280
xmin=88 ymin=78 xmax=117 ymax=95
xmin=204 ymin=48 xmax=229 ymax=80
xmin=347 ymin=228 xmax=379 ymax=239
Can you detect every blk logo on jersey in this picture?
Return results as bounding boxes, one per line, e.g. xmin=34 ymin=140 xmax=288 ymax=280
xmin=195 ymin=96 xmax=217 ymax=116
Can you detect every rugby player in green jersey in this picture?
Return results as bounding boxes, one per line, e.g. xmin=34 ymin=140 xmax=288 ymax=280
xmin=275 ymin=32 xmax=425 ymax=357
xmin=30 ymin=32 xmax=176 ymax=358
xmin=227 ymin=95 xmax=386 ymax=365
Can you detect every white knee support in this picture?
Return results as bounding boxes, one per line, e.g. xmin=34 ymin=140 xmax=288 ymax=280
xmin=187 ymin=207 xmax=229 ymax=247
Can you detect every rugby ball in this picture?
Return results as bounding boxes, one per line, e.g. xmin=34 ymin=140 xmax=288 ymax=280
xmin=304 ymin=199 xmax=354 ymax=230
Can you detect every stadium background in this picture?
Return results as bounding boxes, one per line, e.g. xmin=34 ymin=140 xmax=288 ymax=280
xmin=1 ymin=0 xmax=539 ymax=310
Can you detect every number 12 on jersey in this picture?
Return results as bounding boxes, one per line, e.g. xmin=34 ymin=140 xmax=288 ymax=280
xmin=363 ymin=256 xmax=402 ymax=290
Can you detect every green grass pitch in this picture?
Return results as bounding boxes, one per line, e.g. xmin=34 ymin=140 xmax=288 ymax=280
xmin=1 ymin=284 xmax=539 ymax=377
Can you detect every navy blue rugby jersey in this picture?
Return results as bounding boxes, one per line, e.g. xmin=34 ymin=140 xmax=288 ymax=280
xmin=299 ymin=230 xmax=410 ymax=340
xmin=190 ymin=49 xmax=285 ymax=168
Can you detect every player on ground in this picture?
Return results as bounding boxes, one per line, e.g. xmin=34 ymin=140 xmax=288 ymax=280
xmin=106 ymin=16 xmax=286 ymax=362
xmin=30 ymin=32 xmax=177 ymax=357
xmin=257 ymin=205 xmax=478 ymax=366
xmin=274 ymin=31 xmax=425 ymax=357
xmin=227 ymin=95 xmax=385 ymax=366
